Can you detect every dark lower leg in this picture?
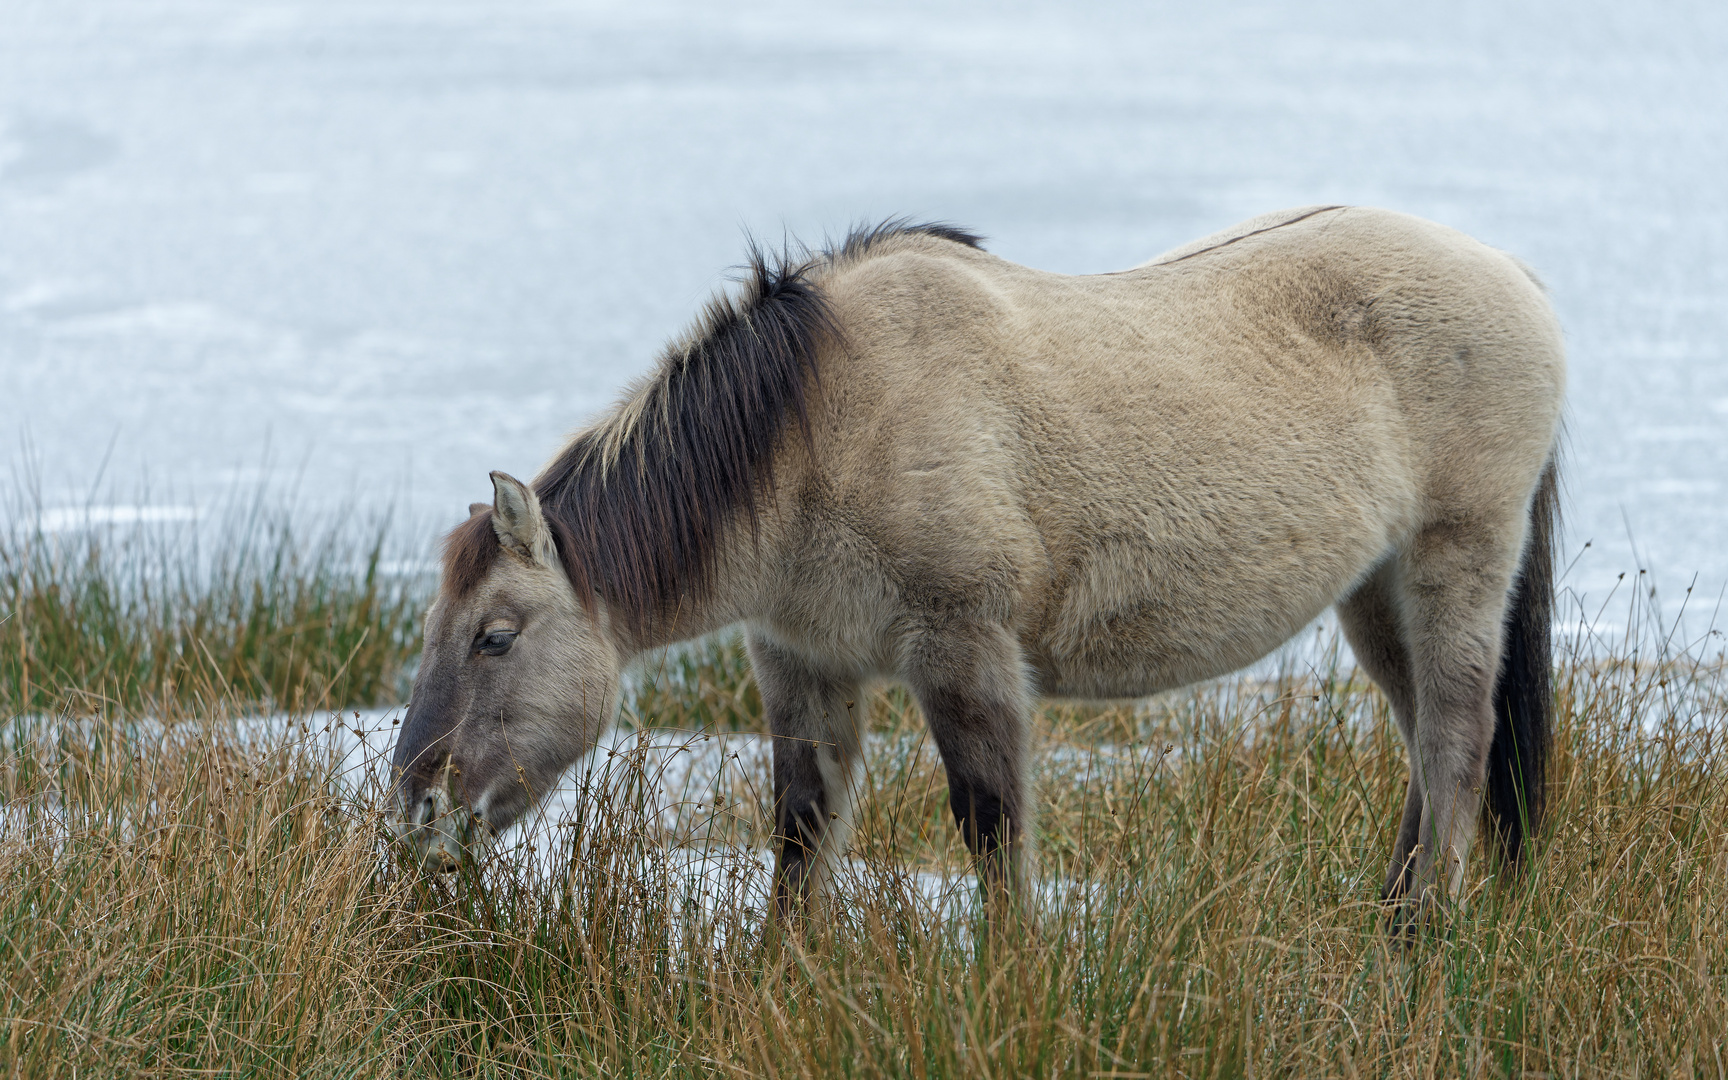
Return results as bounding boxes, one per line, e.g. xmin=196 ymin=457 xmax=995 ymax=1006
xmin=770 ymin=740 xmax=828 ymax=918
xmin=1382 ymin=777 xmax=1425 ymax=901
xmin=919 ymin=687 xmax=1026 ymax=896
xmin=946 ymin=766 xmax=1019 ymax=893
xmin=749 ymin=633 xmax=861 ymax=921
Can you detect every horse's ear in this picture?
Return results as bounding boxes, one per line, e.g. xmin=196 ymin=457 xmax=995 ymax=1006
xmin=468 ymin=502 xmax=490 ymax=518
xmin=489 ymin=471 xmax=556 ymax=569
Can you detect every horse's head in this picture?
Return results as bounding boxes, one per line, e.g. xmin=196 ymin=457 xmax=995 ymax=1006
xmin=391 ymin=471 xmax=621 ymax=872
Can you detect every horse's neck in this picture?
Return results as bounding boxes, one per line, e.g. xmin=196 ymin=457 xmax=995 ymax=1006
xmin=602 ymin=517 xmax=771 ymax=659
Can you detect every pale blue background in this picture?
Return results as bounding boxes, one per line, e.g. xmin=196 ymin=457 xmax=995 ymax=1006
xmin=2 ymin=0 xmax=1724 ymax=616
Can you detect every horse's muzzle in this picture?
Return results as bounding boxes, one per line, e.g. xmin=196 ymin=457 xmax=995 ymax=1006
xmin=394 ymin=777 xmax=479 ymax=874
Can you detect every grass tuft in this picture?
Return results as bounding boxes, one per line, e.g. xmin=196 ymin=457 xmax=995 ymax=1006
xmin=0 ymin=506 xmax=425 ymax=716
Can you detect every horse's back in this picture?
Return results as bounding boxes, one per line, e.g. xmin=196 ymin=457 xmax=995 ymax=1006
xmin=1137 ymin=204 xmax=1347 ymax=267
xmin=797 ymin=209 xmax=1563 ymax=695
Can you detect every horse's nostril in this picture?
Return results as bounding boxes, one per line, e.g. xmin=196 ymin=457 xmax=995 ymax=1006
xmin=418 ymin=794 xmax=437 ymax=826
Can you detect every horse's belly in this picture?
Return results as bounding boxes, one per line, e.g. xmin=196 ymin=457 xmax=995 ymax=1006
xmin=1032 ymin=595 xmax=1329 ymax=699
xmin=1031 ymin=504 xmax=1401 ymax=700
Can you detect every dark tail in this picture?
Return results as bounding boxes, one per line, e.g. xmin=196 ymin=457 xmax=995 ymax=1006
xmin=1485 ymin=457 xmax=1559 ymax=865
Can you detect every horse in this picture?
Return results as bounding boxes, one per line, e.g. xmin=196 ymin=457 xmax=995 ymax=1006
xmin=390 ymin=205 xmax=1564 ymax=922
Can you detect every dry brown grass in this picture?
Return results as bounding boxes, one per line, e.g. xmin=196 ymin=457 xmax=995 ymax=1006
xmin=5 ymin=518 xmax=1728 ymax=1077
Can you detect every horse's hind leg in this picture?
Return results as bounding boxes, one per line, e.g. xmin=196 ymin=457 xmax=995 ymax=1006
xmin=747 ymin=632 xmax=863 ymax=919
xmin=1336 ymin=564 xmax=1424 ymax=901
xmin=903 ymin=624 xmax=1032 ymax=898
xmin=1393 ymin=518 xmax=1528 ymax=910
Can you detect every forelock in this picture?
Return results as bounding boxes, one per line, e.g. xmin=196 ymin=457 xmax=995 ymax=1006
xmin=442 ymin=510 xmax=502 ymax=601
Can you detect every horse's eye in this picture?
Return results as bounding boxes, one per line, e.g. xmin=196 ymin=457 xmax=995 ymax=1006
xmin=476 ymin=630 xmax=518 ymax=657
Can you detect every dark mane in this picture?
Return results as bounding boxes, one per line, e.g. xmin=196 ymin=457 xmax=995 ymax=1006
xmin=835 ymin=217 xmax=986 ymax=259
xmin=441 ymin=219 xmax=982 ymax=634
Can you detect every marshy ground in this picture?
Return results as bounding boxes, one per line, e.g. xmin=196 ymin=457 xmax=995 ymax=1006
xmin=3 ymin=515 xmax=1727 ymax=1077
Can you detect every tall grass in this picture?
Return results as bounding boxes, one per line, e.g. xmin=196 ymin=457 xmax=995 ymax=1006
xmin=3 ymin=512 xmax=1727 ymax=1077
xmin=0 ymin=505 xmax=426 ymax=715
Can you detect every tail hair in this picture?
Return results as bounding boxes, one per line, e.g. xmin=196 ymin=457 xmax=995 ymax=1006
xmin=1485 ymin=456 xmax=1559 ymax=865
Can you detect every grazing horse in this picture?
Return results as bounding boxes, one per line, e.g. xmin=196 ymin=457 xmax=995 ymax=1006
xmin=391 ymin=206 xmax=1563 ymax=920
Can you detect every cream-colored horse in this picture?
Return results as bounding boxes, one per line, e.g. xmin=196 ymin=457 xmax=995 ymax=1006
xmin=392 ymin=206 xmax=1564 ymax=922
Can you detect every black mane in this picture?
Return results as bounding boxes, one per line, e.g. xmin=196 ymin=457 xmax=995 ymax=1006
xmin=442 ymin=220 xmax=983 ymax=635
xmin=835 ymin=217 xmax=985 ymax=259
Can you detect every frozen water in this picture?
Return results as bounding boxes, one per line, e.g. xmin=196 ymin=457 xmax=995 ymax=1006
xmin=295 ymin=706 xmax=998 ymax=923
xmin=1 ymin=0 xmax=1725 ymax=610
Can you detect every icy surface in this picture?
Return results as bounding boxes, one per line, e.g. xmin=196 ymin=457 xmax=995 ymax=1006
xmin=315 ymin=707 xmax=995 ymax=922
xmin=1 ymin=0 xmax=1725 ymax=608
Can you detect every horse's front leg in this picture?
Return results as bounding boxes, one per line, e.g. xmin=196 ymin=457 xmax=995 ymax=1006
xmin=904 ymin=624 xmax=1033 ymax=900
xmin=746 ymin=631 xmax=863 ymax=920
